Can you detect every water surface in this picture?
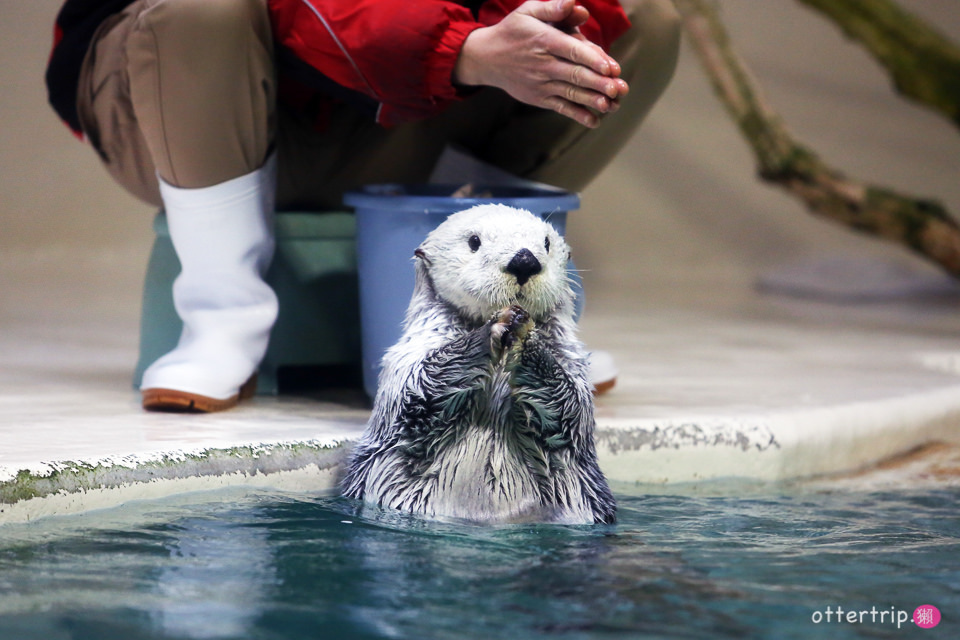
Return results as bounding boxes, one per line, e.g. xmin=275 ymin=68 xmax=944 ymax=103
xmin=0 ymin=485 xmax=956 ymax=639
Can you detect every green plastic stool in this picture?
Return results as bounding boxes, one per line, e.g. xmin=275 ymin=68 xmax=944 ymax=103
xmin=133 ymin=211 xmax=362 ymax=395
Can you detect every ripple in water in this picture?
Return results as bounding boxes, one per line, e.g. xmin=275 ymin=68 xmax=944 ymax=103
xmin=0 ymin=485 xmax=957 ymax=639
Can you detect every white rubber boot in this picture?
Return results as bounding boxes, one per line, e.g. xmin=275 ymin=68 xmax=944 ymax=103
xmin=141 ymin=155 xmax=279 ymax=412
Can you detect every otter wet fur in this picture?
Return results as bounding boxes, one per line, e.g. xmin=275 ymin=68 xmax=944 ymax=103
xmin=341 ymin=204 xmax=616 ymax=525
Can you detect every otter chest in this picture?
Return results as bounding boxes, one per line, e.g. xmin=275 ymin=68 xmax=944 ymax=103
xmin=425 ymin=368 xmax=540 ymax=513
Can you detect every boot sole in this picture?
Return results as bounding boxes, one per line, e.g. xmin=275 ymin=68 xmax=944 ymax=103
xmin=142 ymin=375 xmax=258 ymax=413
xmin=592 ymin=377 xmax=617 ymax=396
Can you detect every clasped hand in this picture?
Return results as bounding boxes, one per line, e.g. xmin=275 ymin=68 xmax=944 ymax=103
xmin=454 ymin=0 xmax=629 ymax=128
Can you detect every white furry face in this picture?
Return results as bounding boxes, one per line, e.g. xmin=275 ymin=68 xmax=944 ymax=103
xmin=416 ymin=204 xmax=573 ymax=323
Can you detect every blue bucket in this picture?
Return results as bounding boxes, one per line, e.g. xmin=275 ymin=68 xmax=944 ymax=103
xmin=344 ymin=184 xmax=580 ymax=399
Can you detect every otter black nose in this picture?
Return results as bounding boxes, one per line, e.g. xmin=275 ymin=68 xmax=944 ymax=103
xmin=506 ymin=248 xmax=542 ymax=286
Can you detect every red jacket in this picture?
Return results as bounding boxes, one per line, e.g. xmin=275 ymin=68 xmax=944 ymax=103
xmin=48 ymin=0 xmax=630 ymax=133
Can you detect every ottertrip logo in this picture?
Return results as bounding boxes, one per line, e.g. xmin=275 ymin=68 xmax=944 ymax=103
xmin=810 ymin=604 xmax=941 ymax=629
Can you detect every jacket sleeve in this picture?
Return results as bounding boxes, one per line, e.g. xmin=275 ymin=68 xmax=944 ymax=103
xmin=270 ymin=0 xmax=482 ymax=126
xmin=270 ymin=0 xmax=631 ymax=127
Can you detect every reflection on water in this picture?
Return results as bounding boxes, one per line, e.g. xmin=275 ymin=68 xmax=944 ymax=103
xmin=151 ymin=515 xmax=275 ymax=639
xmin=0 ymin=485 xmax=957 ymax=639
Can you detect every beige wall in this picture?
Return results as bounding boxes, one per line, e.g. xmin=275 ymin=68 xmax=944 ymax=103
xmin=2 ymin=1 xmax=959 ymax=293
xmin=1 ymin=1 xmax=155 ymax=253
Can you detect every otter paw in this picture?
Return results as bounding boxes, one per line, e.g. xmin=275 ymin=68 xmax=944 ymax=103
xmin=491 ymin=304 xmax=533 ymax=353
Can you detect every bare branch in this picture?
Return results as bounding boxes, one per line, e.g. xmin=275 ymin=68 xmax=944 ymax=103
xmin=797 ymin=0 xmax=960 ymax=129
xmin=674 ymin=0 xmax=960 ymax=278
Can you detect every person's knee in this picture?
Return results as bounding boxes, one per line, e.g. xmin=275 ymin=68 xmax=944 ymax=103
xmin=613 ymin=0 xmax=681 ymax=86
xmin=620 ymin=0 xmax=682 ymax=44
xmin=653 ymin=0 xmax=682 ymax=43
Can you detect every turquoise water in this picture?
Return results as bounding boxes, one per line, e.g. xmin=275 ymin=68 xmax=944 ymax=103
xmin=0 ymin=486 xmax=956 ymax=639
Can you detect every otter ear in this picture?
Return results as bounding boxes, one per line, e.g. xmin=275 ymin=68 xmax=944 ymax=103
xmin=414 ymin=247 xmax=432 ymax=266
xmin=412 ymin=247 xmax=437 ymax=298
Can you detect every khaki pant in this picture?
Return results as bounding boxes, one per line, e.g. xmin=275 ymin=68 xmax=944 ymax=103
xmin=77 ymin=0 xmax=681 ymax=211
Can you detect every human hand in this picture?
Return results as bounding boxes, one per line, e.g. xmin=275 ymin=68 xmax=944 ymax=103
xmin=454 ymin=0 xmax=629 ymax=128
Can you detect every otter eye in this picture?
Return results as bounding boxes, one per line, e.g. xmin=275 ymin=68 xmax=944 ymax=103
xmin=468 ymin=235 xmax=481 ymax=252
xmin=544 ymin=236 xmax=551 ymax=253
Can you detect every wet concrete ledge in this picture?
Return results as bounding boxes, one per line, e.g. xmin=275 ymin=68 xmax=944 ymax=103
xmin=0 ymin=441 xmax=350 ymax=525
xmin=4 ymin=385 xmax=960 ymax=525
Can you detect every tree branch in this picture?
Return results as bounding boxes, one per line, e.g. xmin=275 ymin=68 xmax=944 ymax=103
xmin=674 ymin=0 xmax=960 ymax=278
xmin=796 ymin=0 xmax=960 ymax=130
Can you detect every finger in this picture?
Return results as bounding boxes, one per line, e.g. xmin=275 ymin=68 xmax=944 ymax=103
xmin=582 ymin=39 xmax=622 ymax=78
xmin=541 ymin=96 xmax=599 ymax=128
xmin=554 ymin=4 xmax=590 ymax=33
xmin=566 ymin=31 xmax=623 ymax=79
xmin=543 ymin=80 xmax=616 ymax=114
xmin=518 ymin=0 xmax=577 ymax=23
xmin=541 ymin=28 xmax=616 ymax=78
xmin=548 ymin=59 xmax=622 ymax=100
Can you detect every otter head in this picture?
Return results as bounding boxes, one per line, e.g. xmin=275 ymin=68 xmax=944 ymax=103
xmin=414 ymin=204 xmax=573 ymax=324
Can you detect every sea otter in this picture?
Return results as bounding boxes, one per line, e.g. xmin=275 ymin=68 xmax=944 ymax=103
xmin=341 ymin=204 xmax=615 ymax=524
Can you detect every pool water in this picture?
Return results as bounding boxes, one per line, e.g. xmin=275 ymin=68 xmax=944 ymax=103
xmin=0 ymin=485 xmax=956 ymax=639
